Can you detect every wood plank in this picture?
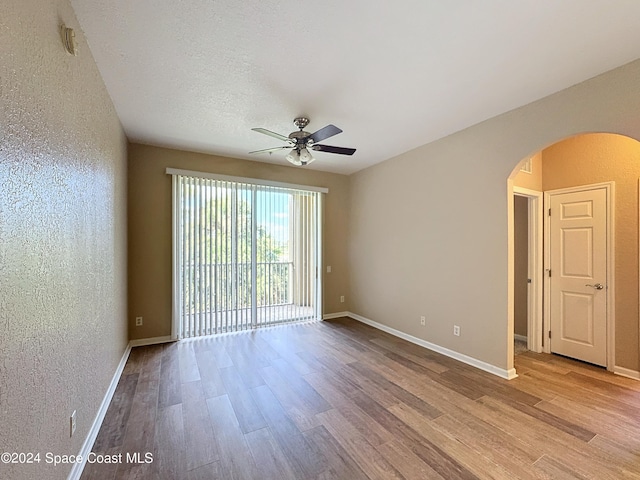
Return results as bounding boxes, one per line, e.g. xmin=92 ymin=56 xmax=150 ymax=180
xmin=430 ymin=414 xmax=547 ymax=480
xmin=443 ymin=365 xmax=542 ymax=406
xmin=299 ymin=348 xmax=356 ymax=374
xmin=522 ymin=368 xmax=640 ymax=419
xmin=255 ymin=331 xmax=319 ymax=376
xmin=187 ymin=461 xmax=226 ymax=480
xmin=158 ymin=344 xmax=182 ymax=408
xmin=304 ymin=371 xmax=395 ymax=446
xmin=79 ymin=446 xmax=120 ymax=480
xmin=316 ymin=408 xmax=405 ymax=480
xmin=193 ymin=337 xmax=234 ymax=368
xmin=194 ymin=347 xmax=227 ymax=399
xmin=122 ymin=346 xmax=146 ymax=375
xmin=536 ymin=396 xmax=640 ymax=452
xmin=565 ymin=370 xmax=640 ymax=407
xmin=329 ymin=364 xmax=401 ymax=409
xmin=218 ymin=366 xmax=267 ymax=434
xmin=376 ymin=440 xmax=446 ymax=480
xmin=92 ymin=373 xmax=138 ymax=451
xmin=365 ymin=347 xmax=484 ymax=402
xmin=181 ymin=381 xmax=219 ymax=471
xmin=349 ymin=392 xmax=480 ymax=480
xmin=345 ymin=361 xmax=442 ymax=419
xmin=369 ymin=337 xmax=449 ymax=373
xmin=476 ymin=396 xmax=627 ymax=479
xmin=177 ymin=342 xmax=201 ymax=383
xmin=549 ymin=356 xmax=640 ymax=391
xmin=152 ymin=404 xmax=186 ymax=480
xmin=389 ymin=401 xmax=536 ymax=480
xmin=225 ymin=334 xmax=272 ymax=368
xmin=533 ymin=455 xmax=588 ymax=480
xmin=245 ymin=428 xmax=298 ymax=480
xmin=588 ymin=435 xmax=640 ymax=477
xmin=268 ymin=358 xmax=332 ymax=414
xmin=497 ymin=397 xmax=595 ymax=442
xmin=113 ymin=345 xmax=162 ymax=479
xmin=344 ymin=349 xmax=485 ymax=419
xmin=249 ymin=384 xmax=327 ymax=478
xmin=259 ymin=365 xmax=326 ymax=431
xmin=206 ymin=394 xmax=260 ymax=479
xmin=229 ymin=360 xmax=266 ymax=389
xmin=503 ymin=375 xmax=557 ymax=402
xmin=304 ymin=425 xmax=369 ymax=480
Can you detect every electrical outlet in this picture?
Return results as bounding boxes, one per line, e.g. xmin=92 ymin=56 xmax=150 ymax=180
xmin=453 ymin=325 xmax=460 ymax=336
xmin=135 ymin=316 xmax=143 ymax=326
xmin=420 ymin=316 xmax=426 ymax=326
xmin=340 ymin=295 xmax=345 ymax=303
xmin=70 ymin=410 xmax=76 ymax=437
xmin=327 ymin=265 xmax=332 ymax=273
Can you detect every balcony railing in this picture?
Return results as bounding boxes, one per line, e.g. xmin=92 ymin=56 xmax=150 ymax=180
xmin=182 ymin=261 xmax=293 ymax=314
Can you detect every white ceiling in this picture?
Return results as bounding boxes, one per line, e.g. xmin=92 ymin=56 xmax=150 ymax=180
xmin=71 ymin=0 xmax=640 ymax=175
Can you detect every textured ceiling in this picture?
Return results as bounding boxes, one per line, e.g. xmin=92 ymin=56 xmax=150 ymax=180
xmin=71 ymin=0 xmax=640 ymax=175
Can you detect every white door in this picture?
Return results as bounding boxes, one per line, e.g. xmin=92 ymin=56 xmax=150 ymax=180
xmin=549 ymin=187 xmax=608 ymax=366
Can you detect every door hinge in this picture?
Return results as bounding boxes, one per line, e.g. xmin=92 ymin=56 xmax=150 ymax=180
xmin=548 ymin=270 xmax=551 ymax=277
xmin=548 ymin=208 xmax=551 ymax=216
xmin=549 ymin=331 xmax=552 ymax=339
xmin=527 ymin=278 xmax=532 ymax=283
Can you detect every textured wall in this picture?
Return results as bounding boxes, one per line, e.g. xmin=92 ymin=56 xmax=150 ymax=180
xmin=542 ymin=134 xmax=640 ymax=370
xmin=128 ymin=144 xmax=349 ymax=340
xmin=0 ymin=1 xmax=128 ymax=479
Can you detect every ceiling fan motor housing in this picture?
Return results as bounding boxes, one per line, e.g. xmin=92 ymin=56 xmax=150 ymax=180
xmin=288 ymin=130 xmax=312 ymax=145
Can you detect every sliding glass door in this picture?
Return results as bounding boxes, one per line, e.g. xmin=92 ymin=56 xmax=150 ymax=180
xmin=170 ymin=171 xmax=323 ymax=338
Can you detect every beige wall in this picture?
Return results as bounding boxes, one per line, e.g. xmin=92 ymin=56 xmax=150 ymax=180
xmin=349 ymin=59 xmax=640 ymax=373
xmin=0 ymin=1 xmax=128 ymax=479
xmin=542 ymin=133 xmax=640 ymax=369
xmin=128 ymin=144 xmax=349 ymax=339
xmin=513 ymin=196 xmax=529 ymax=337
xmin=513 ymin=152 xmax=543 ymax=191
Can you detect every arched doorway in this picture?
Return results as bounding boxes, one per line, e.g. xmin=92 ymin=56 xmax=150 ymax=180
xmin=507 ymin=133 xmax=640 ymax=378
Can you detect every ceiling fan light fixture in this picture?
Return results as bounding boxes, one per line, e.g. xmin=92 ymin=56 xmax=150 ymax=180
xmin=299 ymin=148 xmax=315 ymax=166
xmin=286 ymin=148 xmax=302 ymax=166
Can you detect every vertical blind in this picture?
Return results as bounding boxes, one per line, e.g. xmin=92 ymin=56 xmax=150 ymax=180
xmin=170 ymin=171 xmax=324 ymax=339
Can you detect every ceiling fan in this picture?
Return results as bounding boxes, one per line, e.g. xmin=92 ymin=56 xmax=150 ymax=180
xmin=249 ymin=117 xmax=356 ymax=166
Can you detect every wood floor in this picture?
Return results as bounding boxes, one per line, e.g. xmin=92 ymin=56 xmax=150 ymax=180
xmin=81 ymin=318 xmax=640 ymax=479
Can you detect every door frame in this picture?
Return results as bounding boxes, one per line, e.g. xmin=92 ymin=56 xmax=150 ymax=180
xmin=513 ymin=187 xmax=544 ymax=353
xmin=543 ymin=182 xmax=615 ymax=370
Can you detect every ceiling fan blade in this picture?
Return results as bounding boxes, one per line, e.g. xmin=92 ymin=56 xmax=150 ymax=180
xmin=308 ymin=124 xmax=342 ymax=143
xmin=249 ymin=146 xmax=292 ymax=154
xmin=251 ymin=128 xmax=291 ymax=143
xmin=312 ymin=144 xmax=356 ymax=156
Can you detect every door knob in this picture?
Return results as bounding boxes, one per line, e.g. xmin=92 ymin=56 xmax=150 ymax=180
xmin=585 ymin=283 xmax=604 ymax=290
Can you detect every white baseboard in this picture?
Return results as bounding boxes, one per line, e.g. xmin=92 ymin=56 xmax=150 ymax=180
xmin=129 ymin=335 xmax=175 ymax=347
xmin=67 ymin=343 xmax=132 ymax=480
xmin=323 ymin=311 xmax=350 ymax=320
xmin=346 ymin=312 xmax=517 ymax=380
xmin=514 ymin=334 xmax=528 ymax=343
xmin=613 ymin=366 xmax=640 ymax=380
